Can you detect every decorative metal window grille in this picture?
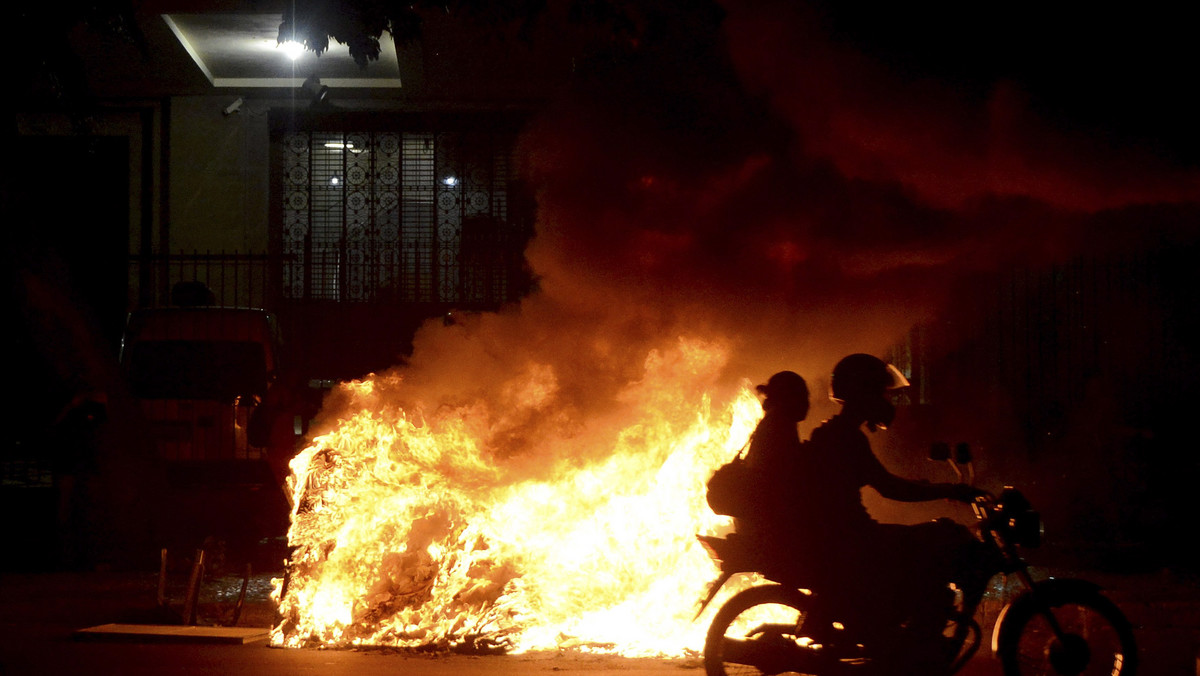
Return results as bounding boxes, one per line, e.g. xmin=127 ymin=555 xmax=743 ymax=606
xmin=279 ymin=128 xmax=526 ymax=305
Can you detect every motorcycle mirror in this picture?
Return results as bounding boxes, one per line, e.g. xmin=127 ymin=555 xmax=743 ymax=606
xmin=954 ymin=442 xmax=973 ymax=464
xmin=929 ymin=441 xmax=951 ymax=461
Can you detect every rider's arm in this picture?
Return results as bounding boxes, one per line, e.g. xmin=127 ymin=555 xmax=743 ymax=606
xmin=869 ymin=470 xmax=965 ymax=502
xmin=860 ymin=448 xmax=973 ymax=503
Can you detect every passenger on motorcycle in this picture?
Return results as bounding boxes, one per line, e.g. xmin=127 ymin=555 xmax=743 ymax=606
xmin=786 ymin=355 xmax=984 ymax=654
xmin=737 ymin=370 xmax=810 ymax=559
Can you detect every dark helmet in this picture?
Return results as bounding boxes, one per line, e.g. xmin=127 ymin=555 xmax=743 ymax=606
xmin=756 ymin=370 xmax=810 ymax=421
xmin=756 ymin=370 xmax=808 ymax=401
xmin=829 ymin=354 xmax=909 ymax=404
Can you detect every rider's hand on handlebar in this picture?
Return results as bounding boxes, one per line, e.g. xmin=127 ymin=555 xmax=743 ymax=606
xmin=945 ymin=483 xmax=987 ymax=504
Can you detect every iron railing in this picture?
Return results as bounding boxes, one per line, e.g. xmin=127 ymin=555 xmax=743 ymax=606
xmin=131 ymin=251 xmax=283 ymax=310
xmin=129 ymin=246 xmax=531 ymax=311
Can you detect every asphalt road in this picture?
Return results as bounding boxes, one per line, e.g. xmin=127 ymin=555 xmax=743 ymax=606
xmin=3 ymin=636 xmax=1012 ymax=676
xmin=1 ymin=569 xmax=1195 ymax=675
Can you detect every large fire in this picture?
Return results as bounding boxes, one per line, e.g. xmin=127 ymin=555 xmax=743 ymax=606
xmin=271 ymin=337 xmax=763 ymax=655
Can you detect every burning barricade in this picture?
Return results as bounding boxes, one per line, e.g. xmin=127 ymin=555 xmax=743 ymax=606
xmin=271 ymin=339 xmax=760 ymax=656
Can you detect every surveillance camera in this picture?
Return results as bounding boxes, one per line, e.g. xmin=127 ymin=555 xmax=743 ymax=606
xmin=223 ymin=98 xmax=244 ymax=116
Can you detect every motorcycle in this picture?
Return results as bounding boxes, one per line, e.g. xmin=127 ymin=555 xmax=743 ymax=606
xmin=696 ymin=442 xmax=1138 ymax=675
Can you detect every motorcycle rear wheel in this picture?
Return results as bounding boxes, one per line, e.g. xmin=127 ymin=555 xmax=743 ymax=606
xmin=704 ymin=584 xmax=820 ymax=676
xmin=996 ymin=588 xmax=1137 ymax=676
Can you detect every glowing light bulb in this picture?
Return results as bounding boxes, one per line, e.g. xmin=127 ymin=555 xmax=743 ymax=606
xmin=279 ymin=40 xmax=305 ymax=60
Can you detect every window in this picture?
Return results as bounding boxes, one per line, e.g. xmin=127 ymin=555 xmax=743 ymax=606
xmin=275 ymin=118 xmax=531 ymax=306
xmin=127 ymin=340 xmax=267 ymax=400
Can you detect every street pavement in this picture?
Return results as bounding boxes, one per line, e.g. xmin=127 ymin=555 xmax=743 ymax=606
xmin=1 ymin=566 xmax=1197 ymax=675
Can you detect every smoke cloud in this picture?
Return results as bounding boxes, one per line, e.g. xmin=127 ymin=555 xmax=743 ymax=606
xmin=315 ymin=0 xmax=1200 ymax=467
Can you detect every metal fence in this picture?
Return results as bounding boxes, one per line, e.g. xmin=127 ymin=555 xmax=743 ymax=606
xmin=130 ymin=251 xmax=281 ymax=309
xmin=129 ymin=245 xmax=531 ymax=312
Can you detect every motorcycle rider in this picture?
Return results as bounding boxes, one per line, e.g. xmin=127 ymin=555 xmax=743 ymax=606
xmin=795 ymin=354 xmax=983 ymax=662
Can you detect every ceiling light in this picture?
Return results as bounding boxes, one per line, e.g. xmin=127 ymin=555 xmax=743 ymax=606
xmin=279 ymin=40 xmax=305 ymax=60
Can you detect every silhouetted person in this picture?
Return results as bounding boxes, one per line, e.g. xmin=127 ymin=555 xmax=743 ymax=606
xmin=737 ymin=370 xmax=810 ymax=563
xmin=459 ymin=215 xmax=500 ymax=303
xmin=171 ymin=280 xmax=216 ymax=306
xmin=795 ymin=354 xmax=982 ymax=660
xmin=51 ymin=387 xmax=108 ymax=569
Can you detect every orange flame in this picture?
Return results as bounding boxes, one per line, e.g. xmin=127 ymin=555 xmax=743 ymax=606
xmin=271 ymin=337 xmax=763 ymax=655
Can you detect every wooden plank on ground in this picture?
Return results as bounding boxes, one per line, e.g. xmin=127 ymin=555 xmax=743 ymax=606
xmin=75 ymin=623 xmax=269 ymax=644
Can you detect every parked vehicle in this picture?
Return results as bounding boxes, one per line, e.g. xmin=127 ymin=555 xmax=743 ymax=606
xmin=698 ymin=443 xmax=1137 ymax=675
xmin=119 ymin=306 xmax=287 ymax=487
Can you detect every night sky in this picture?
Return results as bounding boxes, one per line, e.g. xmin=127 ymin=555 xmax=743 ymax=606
xmin=807 ymin=1 xmax=1200 ymax=169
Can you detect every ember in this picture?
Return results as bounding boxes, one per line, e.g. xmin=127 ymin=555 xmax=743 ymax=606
xmin=272 ymin=338 xmax=763 ymax=655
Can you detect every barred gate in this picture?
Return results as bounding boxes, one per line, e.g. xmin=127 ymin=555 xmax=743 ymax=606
xmin=276 ymin=126 xmax=532 ymax=308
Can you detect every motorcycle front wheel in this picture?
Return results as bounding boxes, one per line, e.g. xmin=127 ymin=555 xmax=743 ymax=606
xmin=995 ymin=585 xmax=1137 ymax=676
xmin=704 ymin=584 xmax=819 ymax=676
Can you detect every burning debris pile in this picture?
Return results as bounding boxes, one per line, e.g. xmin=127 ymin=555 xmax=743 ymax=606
xmin=272 ymin=339 xmax=760 ymax=655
